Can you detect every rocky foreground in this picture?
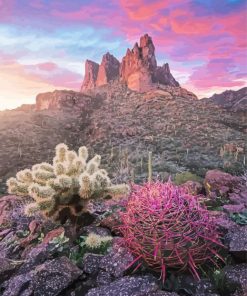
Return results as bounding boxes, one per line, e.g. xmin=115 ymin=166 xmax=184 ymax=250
xmin=0 ymin=169 xmax=246 ymax=296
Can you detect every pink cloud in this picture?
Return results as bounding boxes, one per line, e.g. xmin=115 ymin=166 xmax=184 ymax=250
xmin=0 ymin=0 xmax=14 ymax=20
xmin=37 ymin=62 xmax=58 ymax=72
xmin=120 ymin=0 xmax=168 ymax=21
xmin=24 ymin=62 xmax=82 ymax=89
xmin=188 ymin=59 xmax=246 ymax=89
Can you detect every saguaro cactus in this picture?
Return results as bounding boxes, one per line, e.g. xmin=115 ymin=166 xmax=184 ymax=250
xmin=7 ymin=143 xmax=129 ymax=222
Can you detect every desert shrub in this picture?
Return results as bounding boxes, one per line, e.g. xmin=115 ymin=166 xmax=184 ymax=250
xmin=7 ymin=143 xmax=129 ymax=223
xmin=174 ymin=171 xmax=202 ymax=185
xmin=119 ymin=181 xmax=224 ymax=282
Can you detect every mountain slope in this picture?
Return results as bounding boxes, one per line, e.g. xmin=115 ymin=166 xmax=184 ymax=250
xmin=0 ymin=83 xmax=246 ymax=195
xmin=203 ymin=87 xmax=247 ymax=112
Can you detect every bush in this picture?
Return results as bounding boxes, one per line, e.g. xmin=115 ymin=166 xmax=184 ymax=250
xmin=7 ymin=143 xmax=129 ymax=223
xmin=174 ymin=171 xmax=202 ymax=185
xmin=119 ymin=181 xmax=223 ymax=282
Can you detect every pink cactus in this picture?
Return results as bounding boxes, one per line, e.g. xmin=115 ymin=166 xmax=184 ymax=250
xmin=119 ymin=181 xmax=224 ymax=282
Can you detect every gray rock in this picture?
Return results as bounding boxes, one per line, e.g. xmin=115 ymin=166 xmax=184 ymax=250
xmin=2 ymin=256 xmax=83 ymax=296
xmin=99 ymin=237 xmax=134 ymax=277
xmin=0 ymin=257 xmax=21 ymax=282
xmin=228 ymin=226 xmax=247 ymax=262
xmin=2 ymin=272 xmax=33 ymax=296
xmin=223 ymin=264 xmax=247 ymax=295
xmin=32 ymin=256 xmax=83 ymax=296
xmin=86 ymin=275 xmax=159 ymax=296
xmin=96 ymin=270 xmax=113 ymax=286
xmin=82 ymin=253 xmax=104 ymax=274
xmin=146 ymin=292 xmax=179 ymax=296
xmin=17 ymin=243 xmax=50 ymax=275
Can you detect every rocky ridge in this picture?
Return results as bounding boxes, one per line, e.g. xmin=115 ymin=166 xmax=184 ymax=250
xmin=204 ymin=87 xmax=247 ymax=113
xmin=81 ymin=34 xmax=179 ymax=92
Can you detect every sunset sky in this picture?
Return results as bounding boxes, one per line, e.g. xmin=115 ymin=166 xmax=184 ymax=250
xmin=0 ymin=0 xmax=246 ymax=110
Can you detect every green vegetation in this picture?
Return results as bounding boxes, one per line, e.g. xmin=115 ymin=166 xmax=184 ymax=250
xmin=174 ymin=171 xmax=202 ymax=185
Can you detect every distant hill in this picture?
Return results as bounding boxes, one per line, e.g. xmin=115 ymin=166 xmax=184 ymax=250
xmin=203 ymin=87 xmax=247 ymax=112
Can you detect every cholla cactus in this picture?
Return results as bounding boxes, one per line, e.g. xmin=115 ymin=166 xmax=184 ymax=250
xmin=7 ymin=143 xmax=129 ymax=222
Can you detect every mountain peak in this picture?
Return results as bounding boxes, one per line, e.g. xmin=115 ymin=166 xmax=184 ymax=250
xmin=81 ymin=34 xmax=179 ymax=93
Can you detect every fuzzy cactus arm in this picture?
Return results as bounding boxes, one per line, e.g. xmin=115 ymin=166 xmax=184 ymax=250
xmin=86 ymin=155 xmax=101 ymax=175
xmin=78 ymin=146 xmax=88 ymax=161
xmin=55 ymin=143 xmax=68 ymax=162
xmin=66 ymin=151 xmax=77 ymax=163
xmin=39 ymin=162 xmax=54 ymax=173
xmin=16 ymin=169 xmax=33 ymax=183
xmin=79 ymin=173 xmax=92 ymax=199
xmin=6 ymin=177 xmax=29 ymax=196
xmin=28 ymin=184 xmax=55 ymax=201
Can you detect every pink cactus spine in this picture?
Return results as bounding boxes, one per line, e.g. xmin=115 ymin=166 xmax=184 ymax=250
xmin=119 ymin=181 xmax=224 ymax=282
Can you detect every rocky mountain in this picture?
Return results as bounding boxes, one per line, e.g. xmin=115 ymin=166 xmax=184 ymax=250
xmin=0 ymin=34 xmax=246 ymax=195
xmin=204 ymin=87 xmax=247 ymax=112
xmin=81 ymin=34 xmax=179 ymax=92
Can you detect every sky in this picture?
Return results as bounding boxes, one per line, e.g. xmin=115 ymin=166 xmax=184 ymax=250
xmin=0 ymin=0 xmax=247 ymax=110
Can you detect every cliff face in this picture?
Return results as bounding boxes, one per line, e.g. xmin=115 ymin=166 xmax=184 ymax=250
xmin=81 ymin=60 xmax=99 ymax=92
xmin=35 ymin=90 xmax=93 ymax=111
xmin=80 ymin=34 xmax=179 ymax=92
xmin=96 ymin=53 xmax=120 ymax=87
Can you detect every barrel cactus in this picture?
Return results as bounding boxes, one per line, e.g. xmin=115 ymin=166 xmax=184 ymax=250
xmin=7 ymin=143 xmax=129 ymax=222
xmin=119 ymin=181 xmax=223 ymax=282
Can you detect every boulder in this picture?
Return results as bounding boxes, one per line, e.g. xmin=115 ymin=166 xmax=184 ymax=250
xmin=0 ymin=257 xmax=21 ymax=282
xmin=99 ymin=238 xmax=134 ymax=278
xmin=31 ymin=256 xmax=82 ymax=295
xmin=2 ymin=256 xmax=82 ymax=296
xmin=85 ymin=275 xmax=160 ymax=296
xmin=222 ymin=264 xmax=247 ymax=295
xmin=2 ymin=272 xmax=33 ymax=296
xmin=82 ymin=254 xmax=104 ymax=275
xmin=228 ymin=226 xmax=247 ymax=262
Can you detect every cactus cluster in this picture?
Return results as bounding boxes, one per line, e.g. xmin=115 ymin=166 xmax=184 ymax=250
xmin=7 ymin=143 xmax=129 ymax=222
xmin=119 ymin=181 xmax=224 ymax=282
